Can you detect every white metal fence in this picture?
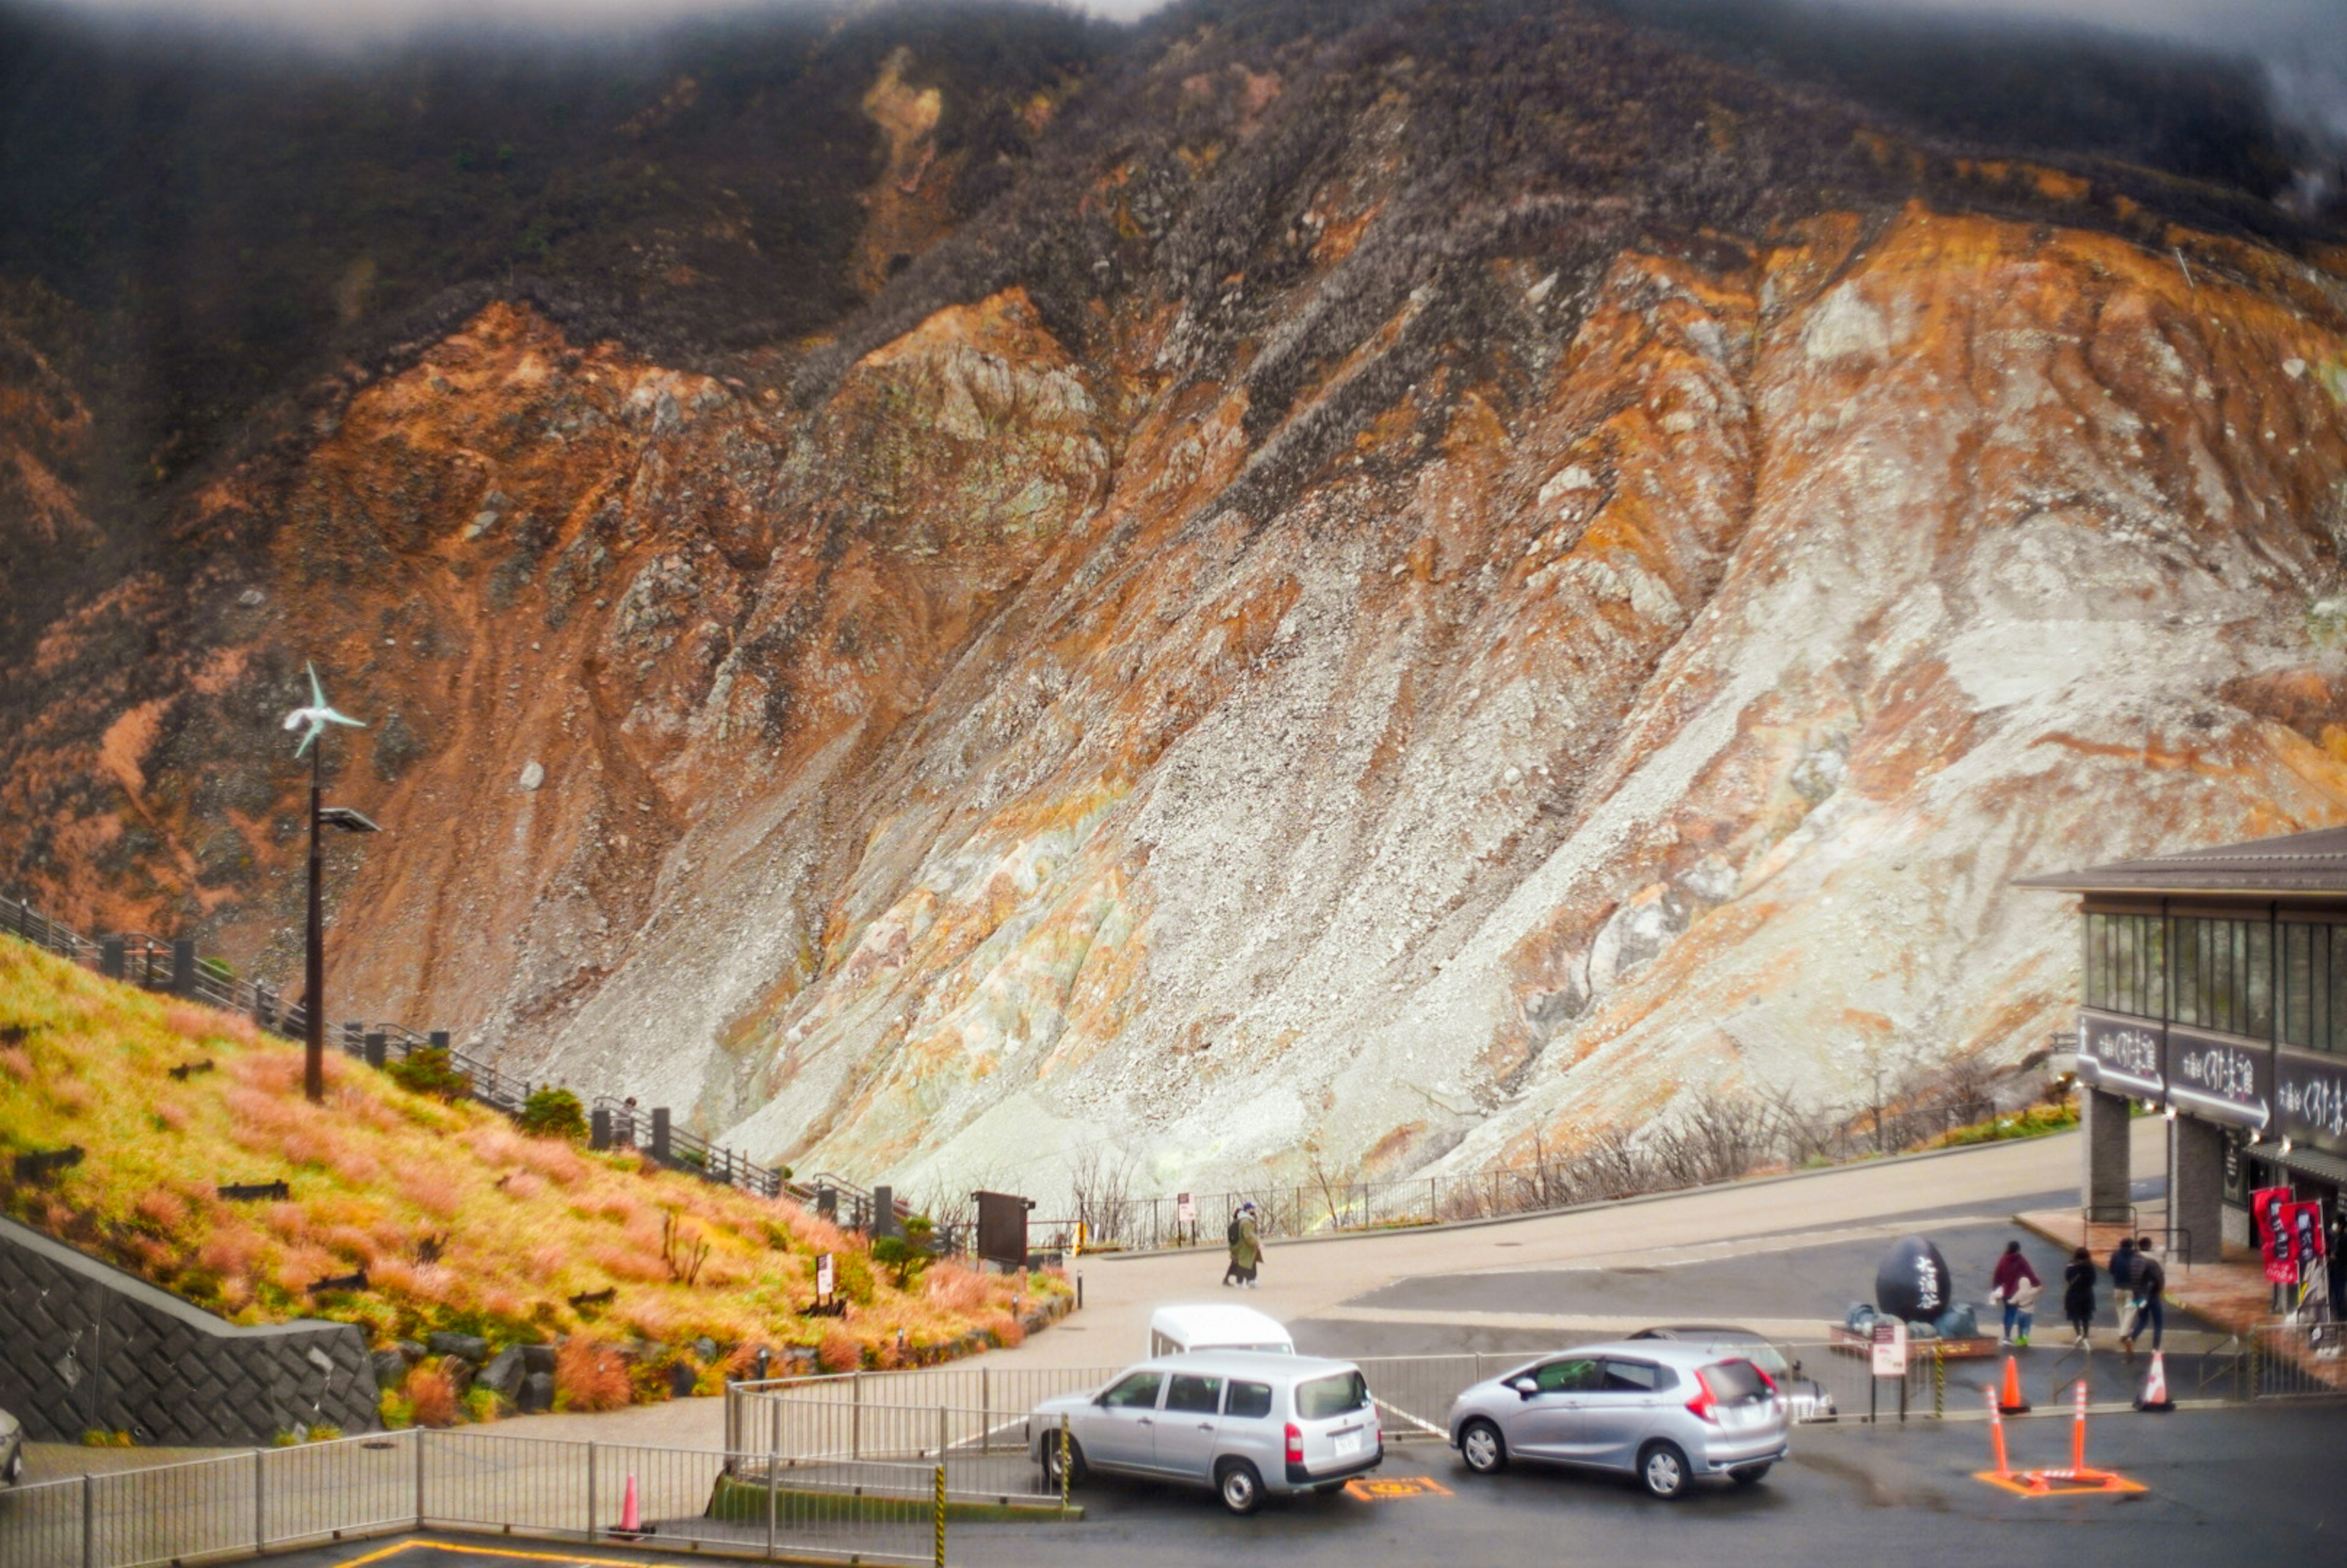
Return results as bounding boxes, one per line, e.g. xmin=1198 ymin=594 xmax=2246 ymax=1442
xmin=0 ymin=1431 xmax=942 ymax=1568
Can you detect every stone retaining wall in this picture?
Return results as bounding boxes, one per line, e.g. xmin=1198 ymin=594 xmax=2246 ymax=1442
xmin=0 ymin=1214 xmax=379 ymax=1444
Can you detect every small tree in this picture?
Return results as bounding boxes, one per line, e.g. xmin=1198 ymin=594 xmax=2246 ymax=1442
xmin=519 ymin=1086 xmax=586 ymax=1141
xmin=872 ymin=1214 xmax=936 ymax=1290
xmin=387 ymin=1046 xmax=470 ymax=1102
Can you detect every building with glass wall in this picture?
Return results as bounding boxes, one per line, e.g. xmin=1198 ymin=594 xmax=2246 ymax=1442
xmin=2016 ymin=826 xmax=2347 ymax=1261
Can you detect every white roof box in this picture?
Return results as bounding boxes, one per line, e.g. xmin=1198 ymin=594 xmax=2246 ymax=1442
xmin=1147 ymin=1303 xmax=1295 ymax=1358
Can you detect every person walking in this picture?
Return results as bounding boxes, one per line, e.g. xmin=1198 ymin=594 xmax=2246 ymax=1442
xmin=2120 ymin=1236 xmax=2165 ymax=1360
xmin=2062 ymin=1247 xmax=2098 ymax=1347
xmin=1222 ymin=1208 xmax=1246 ymax=1287
xmin=1233 ymin=1203 xmax=1263 ymax=1289
xmin=2107 ymin=1234 xmax=2137 ymax=1299
xmin=1991 ymin=1240 xmax=2043 ymax=1347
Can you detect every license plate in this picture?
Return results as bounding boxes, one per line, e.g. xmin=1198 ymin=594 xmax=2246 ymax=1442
xmin=1334 ymin=1432 xmax=1364 ymax=1457
xmin=1722 ymin=1405 xmax=1757 ymax=1431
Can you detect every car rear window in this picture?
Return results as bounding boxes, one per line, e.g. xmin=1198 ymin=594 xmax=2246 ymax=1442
xmin=1225 ymin=1381 xmax=1274 ymax=1420
xmin=1296 ymin=1371 xmax=1369 ymax=1420
xmin=1703 ymin=1360 xmax=1771 ymax=1402
xmin=1166 ymin=1374 xmax=1223 ymax=1414
xmin=1601 ymin=1359 xmax=1667 ymax=1392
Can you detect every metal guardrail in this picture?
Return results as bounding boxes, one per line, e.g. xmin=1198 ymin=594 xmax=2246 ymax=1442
xmin=2247 ymin=1321 xmax=2347 ymax=1399
xmin=0 ymin=1431 xmax=942 ymax=1568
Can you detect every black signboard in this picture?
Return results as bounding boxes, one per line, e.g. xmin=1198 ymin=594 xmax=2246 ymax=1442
xmin=2077 ymin=1010 xmax=2165 ymax=1098
xmin=2276 ymin=1050 xmax=2347 ymax=1157
xmin=2167 ymin=1025 xmax=2274 ymax=1132
xmin=2222 ymin=1125 xmax=2250 ymax=1207
xmin=974 ymin=1190 xmax=1035 ymax=1269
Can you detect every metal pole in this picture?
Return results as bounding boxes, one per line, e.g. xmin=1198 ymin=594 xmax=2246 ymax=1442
xmin=304 ymin=741 xmax=325 ymax=1103
xmin=255 ymin=1448 xmax=266 ymax=1553
xmin=765 ymin=1445 xmax=779 ymax=1561
xmin=416 ymin=1428 xmax=427 ymax=1528
xmin=1058 ymin=1416 xmax=1071 ymax=1513
xmin=81 ymin=1473 xmax=95 ymax=1568
xmin=586 ymin=1440 xmax=597 ymax=1541
xmin=852 ymin=1376 xmax=862 ymax=1461
xmin=982 ymin=1369 xmax=991 ymax=1455
xmin=939 ymin=1402 xmax=949 ymax=1461
xmin=1934 ymin=1346 xmax=1945 ymax=1419
xmin=933 ymin=1462 xmax=947 ymax=1568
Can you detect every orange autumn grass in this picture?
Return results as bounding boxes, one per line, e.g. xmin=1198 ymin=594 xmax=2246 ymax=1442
xmin=0 ymin=936 xmax=1063 ymax=1402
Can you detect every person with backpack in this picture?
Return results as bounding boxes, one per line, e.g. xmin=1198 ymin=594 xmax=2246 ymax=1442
xmin=1222 ymin=1208 xmax=1246 ymax=1287
xmin=1990 ymin=1239 xmax=2043 ymax=1347
xmin=2107 ymin=1235 xmax=2137 ymax=1299
xmin=2062 ymin=1247 xmax=2098 ymax=1347
xmin=2120 ymin=1236 xmax=2166 ymax=1359
xmin=1232 ymin=1203 xmax=1263 ymax=1289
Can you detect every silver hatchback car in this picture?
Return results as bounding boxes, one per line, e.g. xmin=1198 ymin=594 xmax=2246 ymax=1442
xmin=1032 ymin=1350 xmax=1383 ymax=1514
xmin=1446 ymin=1341 xmax=1788 ymax=1499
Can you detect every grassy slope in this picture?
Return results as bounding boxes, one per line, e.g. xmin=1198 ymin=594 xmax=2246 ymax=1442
xmin=0 ymin=935 xmax=1057 ymax=1407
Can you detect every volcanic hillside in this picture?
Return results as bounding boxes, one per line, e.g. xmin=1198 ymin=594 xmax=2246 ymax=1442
xmin=4 ymin=0 xmax=2347 ymax=1202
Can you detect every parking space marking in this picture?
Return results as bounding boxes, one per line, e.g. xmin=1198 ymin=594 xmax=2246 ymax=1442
xmin=1344 ymin=1476 xmax=1453 ymax=1501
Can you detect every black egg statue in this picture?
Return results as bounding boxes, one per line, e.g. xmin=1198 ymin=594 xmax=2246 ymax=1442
xmin=1875 ymin=1236 xmax=1953 ymax=1323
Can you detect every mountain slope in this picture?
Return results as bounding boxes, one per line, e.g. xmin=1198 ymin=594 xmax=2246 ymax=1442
xmin=3 ymin=0 xmax=2346 ymax=1203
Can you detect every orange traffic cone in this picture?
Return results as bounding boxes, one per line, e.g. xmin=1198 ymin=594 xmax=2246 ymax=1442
xmin=1997 ymin=1354 xmax=2032 ymax=1416
xmin=2135 ymin=1350 xmax=2174 ymax=1413
xmin=1983 ymin=1387 xmax=2012 ymax=1479
xmin=614 ymin=1473 xmax=643 ymax=1538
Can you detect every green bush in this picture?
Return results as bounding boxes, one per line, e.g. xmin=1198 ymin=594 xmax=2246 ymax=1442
xmin=519 ymin=1086 xmax=586 ymax=1141
xmin=387 ymin=1046 xmax=471 ymax=1102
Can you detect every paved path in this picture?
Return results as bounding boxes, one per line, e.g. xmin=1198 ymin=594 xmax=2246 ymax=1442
xmin=493 ymin=1121 xmax=2164 ymax=1449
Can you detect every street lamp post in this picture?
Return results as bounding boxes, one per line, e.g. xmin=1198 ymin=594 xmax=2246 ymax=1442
xmin=282 ymin=663 xmax=378 ymax=1104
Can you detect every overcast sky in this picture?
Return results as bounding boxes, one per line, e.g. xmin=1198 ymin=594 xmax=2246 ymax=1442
xmin=33 ymin=0 xmax=2345 ymax=137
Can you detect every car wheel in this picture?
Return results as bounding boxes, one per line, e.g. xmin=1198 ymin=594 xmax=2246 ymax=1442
xmin=1730 ymin=1463 xmax=1771 ymax=1487
xmin=1459 ymin=1419 xmax=1507 ymax=1475
xmin=1218 ymin=1459 xmax=1264 ymax=1515
xmin=1639 ymin=1441 xmax=1690 ymax=1500
xmin=1042 ymin=1435 xmax=1087 ymax=1489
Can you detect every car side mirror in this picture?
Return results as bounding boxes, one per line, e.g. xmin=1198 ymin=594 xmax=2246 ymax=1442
xmin=1508 ymin=1377 xmax=1538 ymax=1398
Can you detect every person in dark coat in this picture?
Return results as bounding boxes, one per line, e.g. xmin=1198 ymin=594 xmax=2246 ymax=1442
xmin=2120 ymin=1236 xmax=2165 ymax=1358
xmin=2062 ymin=1247 xmax=2098 ymax=1347
xmin=2108 ymin=1235 xmax=2137 ymax=1297
xmin=1990 ymin=1239 xmax=2043 ymax=1347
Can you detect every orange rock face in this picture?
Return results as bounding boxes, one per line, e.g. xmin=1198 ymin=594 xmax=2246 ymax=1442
xmin=7 ymin=21 xmax=2347 ymax=1201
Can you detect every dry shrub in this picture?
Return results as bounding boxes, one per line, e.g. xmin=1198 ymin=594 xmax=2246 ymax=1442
xmin=590 ymin=1244 xmax=667 ymax=1283
xmin=282 ymin=1129 xmax=334 ymax=1169
xmin=817 ymin=1328 xmax=861 ymax=1372
xmin=482 ymin=1289 xmax=527 ymax=1324
xmin=556 ymin=1338 xmax=633 ymax=1412
xmin=0 ymin=1045 xmax=31 ymax=1081
xmin=467 ymin=1126 xmax=524 ymax=1168
xmin=922 ymin=1264 xmax=992 ymax=1315
xmin=399 ymin=1170 xmax=464 ymax=1219
xmin=198 ymin=1225 xmax=265 ymax=1280
xmin=134 ymin=1187 xmax=189 ymax=1232
xmin=324 ymin=1225 xmax=376 ymax=1263
xmin=48 ymin=1077 xmax=90 ymax=1114
xmin=230 ymin=1054 xmax=301 ymax=1093
xmin=226 ymin=1086 xmax=299 ymax=1141
xmin=370 ymin=1257 xmax=418 ymax=1296
xmin=502 ymin=1172 xmax=546 ymax=1203
xmin=408 ymin=1365 xmax=460 ymax=1428
xmin=527 ymin=1243 xmax=570 ymax=1280
xmin=153 ymin=1101 xmax=186 ymax=1132
xmin=161 ymin=1004 xmax=215 ymax=1040
xmin=518 ymin=1138 xmax=587 ymax=1185
xmin=328 ymin=1144 xmax=384 ymax=1186
xmin=982 ymin=1313 xmax=1024 ymax=1349
xmin=265 ymin=1203 xmax=307 ymax=1240
xmin=788 ymin=1209 xmax=848 ymax=1255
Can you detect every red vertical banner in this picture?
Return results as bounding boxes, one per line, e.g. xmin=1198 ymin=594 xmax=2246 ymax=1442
xmin=2254 ymin=1187 xmax=2297 ymax=1285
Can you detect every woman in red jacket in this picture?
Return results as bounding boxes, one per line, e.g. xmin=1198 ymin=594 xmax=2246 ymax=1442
xmin=1990 ymin=1240 xmax=2044 ymax=1347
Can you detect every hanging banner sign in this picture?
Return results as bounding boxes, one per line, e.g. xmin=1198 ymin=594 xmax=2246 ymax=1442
xmin=2077 ymin=1011 xmax=2165 ymax=1098
xmin=2254 ymin=1187 xmax=2297 ymax=1286
xmin=2286 ymin=1201 xmax=2328 ymax=1274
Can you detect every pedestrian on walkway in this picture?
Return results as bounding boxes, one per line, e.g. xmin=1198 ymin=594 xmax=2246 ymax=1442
xmin=2120 ymin=1236 xmax=2165 ymax=1359
xmin=2107 ymin=1234 xmax=2136 ymax=1303
xmin=1233 ymin=1203 xmax=1263 ymax=1289
xmin=2062 ymin=1247 xmax=2098 ymax=1346
xmin=1222 ymin=1208 xmax=1246 ymax=1287
xmin=1991 ymin=1240 xmax=2043 ymax=1347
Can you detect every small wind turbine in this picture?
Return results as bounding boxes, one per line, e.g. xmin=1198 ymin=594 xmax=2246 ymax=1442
xmin=281 ymin=661 xmax=380 ymax=1102
xmin=282 ymin=661 xmax=367 ymax=757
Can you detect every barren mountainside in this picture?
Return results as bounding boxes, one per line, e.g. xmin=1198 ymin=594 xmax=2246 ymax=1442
xmin=6 ymin=0 xmax=2347 ymax=1201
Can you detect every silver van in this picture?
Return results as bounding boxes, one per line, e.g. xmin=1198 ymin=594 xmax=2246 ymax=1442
xmin=1032 ymin=1350 xmax=1383 ymax=1514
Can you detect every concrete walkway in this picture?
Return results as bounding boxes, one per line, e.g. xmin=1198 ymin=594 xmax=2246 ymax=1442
xmin=28 ymin=1121 xmax=2162 ymax=1472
